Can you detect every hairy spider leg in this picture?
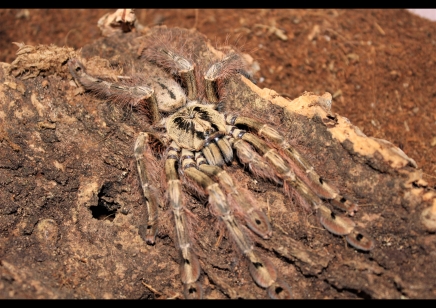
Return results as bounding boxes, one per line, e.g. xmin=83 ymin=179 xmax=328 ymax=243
xmin=165 ymin=142 xmax=203 ymax=299
xmin=181 ymin=149 xmax=292 ymax=299
xmin=195 ymin=152 xmax=272 ymax=239
xmin=227 ymin=125 xmax=375 ymax=252
xmin=68 ymin=58 xmax=161 ymax=123
xmin=204 ymin=52 xmax=245 ymax=103
xmin=227 ymin=115 xmax=358 ymax=215
xmin=229 ymin=116 xmax=375 ymax=251
xmin=134 ymin=133 xmax=160 ymax=244
xmin=230 ymin=127 xmax=324 ymax=207
xmin=230 ymin=137 xmax=281 ymax=185
xmin=142 ymin=40 xmax=197 ymax=100
xmin=160 ymin=49 xmax=198 ymax=100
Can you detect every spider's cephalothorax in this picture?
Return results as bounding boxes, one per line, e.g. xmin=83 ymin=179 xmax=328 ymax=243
xmin=167 ymin=103 xmax=228 ymax=154
xmin=68 ymin=28 xmax=375 ymax=299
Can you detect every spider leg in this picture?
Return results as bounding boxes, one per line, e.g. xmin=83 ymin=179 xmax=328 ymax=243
xmin=141 ymin=42 xmax=197 ymax=100
xmin=230 ymin=127 xmax=323 ymax=208
xmin=227 ymin=115 xmax=358 ymax=215
xmin=201 ymin=132 xmax=233 ymax=166
xmin=195 ymin=152 xmax=272 ymax=239
xmin=181 ymin=149 xmax=291 ymax=299
xmin=165 ymin=142 xmax=202 ymax=299
xmin=228 ymin=126 xmax=375 ymax=251
xmin=204 ymin=52 xmax=244 ymax=103
xmin=160 ymin=49 xmax=197 ymax=100
xmin=229 ymin=136 xmax=281 ymax=184
xmin=134 ymin=133 xmax=160 ymax=245
xmin=202 ymin=141 xmax=225 ymax=167
xmin=68 ymin=58 xmax=161 ymax=123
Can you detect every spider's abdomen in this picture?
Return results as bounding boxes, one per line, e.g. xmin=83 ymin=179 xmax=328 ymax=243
xmin=167 ymin=103 xmax=226 ymax=151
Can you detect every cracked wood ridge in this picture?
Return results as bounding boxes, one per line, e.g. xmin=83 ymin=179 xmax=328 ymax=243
xmin=0 ymin=25 xmax=435 ymax=299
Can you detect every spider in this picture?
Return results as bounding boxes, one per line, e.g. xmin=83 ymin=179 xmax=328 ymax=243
xmin=67 ymin=27 xmax=375 ymax=299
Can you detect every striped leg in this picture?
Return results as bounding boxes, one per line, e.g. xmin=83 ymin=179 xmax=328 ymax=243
xmin=227 ymin=125 xmax=375 ymax=251
xmin=181 ymin=149 xmax=291 ymax=299
xmin=226 ymin=115 xmax=358 ymax=215
xmin=229 ymin=126 xmax=324 ymax=209
xmin=195 ymin=152 xmax=272 ymax=239
xmin=134 ymin=132 xmax=160 ymax=245
xmin=68 ymin=58 xmax=161 ymax=124
xmin=166 ymin=142 xmax=202 ymax=299
xmin=141 ymin=35 xmax=198 ymax=100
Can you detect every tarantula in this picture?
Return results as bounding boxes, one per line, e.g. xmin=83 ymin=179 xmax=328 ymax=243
xmin=67 ymin=28 xmax=375 ymax=299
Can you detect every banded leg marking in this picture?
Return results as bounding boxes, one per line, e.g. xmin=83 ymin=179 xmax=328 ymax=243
xmin=227 ymin=115 xmax=358 ymax=215
xmin=68 ymin=58 xmax=161 ymax=124
xmin=201 ymin=132 xmax=233 ymax=167
xmin=134 ymin=133 xmax=159 ymax=245
xmin=181 ymin=149 xmax=291 ymax=298
xmin=166 ymin=143 xmax=202 ymax=299
xmin=227 ymin=125 xmax=375 ymax=251
xmin=204 ymin=53 xmax=243 ymax=103
xmin=195 ymin=153 xmax=272 ymax=239
xmin=229 ymin=126 xmax=323 ymax=209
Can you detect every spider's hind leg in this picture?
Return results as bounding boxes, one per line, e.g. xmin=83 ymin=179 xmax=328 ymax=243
xmin=227 ymin=120 xmax=376 ymax=252
xmin=182 ymin=149 xmax=291 ymax=298
xmin=134 ymin=132 xmax=161 ymax=245
xmin=195 ymin=152 xmax=272 ymax=239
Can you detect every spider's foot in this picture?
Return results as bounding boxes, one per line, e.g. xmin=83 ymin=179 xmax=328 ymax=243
xmin=184 ymin=282 xmax=203 ymax=299
xmin=318 ymin=205 xmax=375 ymax=251
xmin=346 ymin=229 xmax=375 ymax=251
xmin=330 ymin=195 xmax=359 ymax=216
xmin=267 ymin=279 xmax=292 ymax=299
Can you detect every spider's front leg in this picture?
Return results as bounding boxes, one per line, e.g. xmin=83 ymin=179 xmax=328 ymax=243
xmin=204 ymin=52 xmax=244 ymax=103
xmin=165 ymin=142 xmax=203 ymax=298
xmin=141 ymin=33 xmax=197 ymax=101
xmin=68 ymin=58 xmax=161 ymax=123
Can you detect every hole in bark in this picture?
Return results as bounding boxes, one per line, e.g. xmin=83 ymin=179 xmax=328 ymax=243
xmin=90 ymin=203 xmax=117 ymax=222
xmin=91 ymin=182 xmax=119 ymax=222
